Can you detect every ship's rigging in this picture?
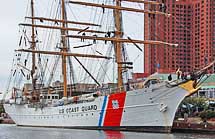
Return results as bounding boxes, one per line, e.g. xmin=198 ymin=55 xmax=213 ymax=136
xmin=6 ymin=0 xmax=177 ymax=100
xmin=2 ymin=0 xmax=215 ymax=133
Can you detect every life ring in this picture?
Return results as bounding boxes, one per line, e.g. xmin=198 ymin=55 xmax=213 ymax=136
xmin=96 ymin=91 xmax=101 ymax=96
xmin=73 ymin=96 xmax=79 ymax=102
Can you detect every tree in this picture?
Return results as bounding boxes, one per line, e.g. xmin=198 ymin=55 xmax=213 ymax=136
xmin=177 ymin=97 xmax=209 ymax=118
xmin=199 ymin=110 xmax=215 ymax=121
xmin=183 ymin=97 xmax=208 ymax=111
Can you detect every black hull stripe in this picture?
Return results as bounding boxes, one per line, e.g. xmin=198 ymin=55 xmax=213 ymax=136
xmin=17 ymin=125 xmax=172 ymax=133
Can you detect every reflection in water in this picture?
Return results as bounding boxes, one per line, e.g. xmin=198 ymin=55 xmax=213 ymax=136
xmin=0 ymin=125 xmax=214 ymax=139
xmin=102 ymin=130 xmax=124 ymax=139
xmin=102 ymin=130 xmax=174 ymax=139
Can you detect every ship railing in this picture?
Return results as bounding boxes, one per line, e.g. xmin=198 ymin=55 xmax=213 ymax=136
xmin=96 ymin=82 xmax=145 ymax=96
xmin=92 ymin=86 xmax=123 ymax=96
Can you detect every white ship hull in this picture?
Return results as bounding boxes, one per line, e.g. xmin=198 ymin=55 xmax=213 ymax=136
xmin=4 ymin=81 xmax=196 ymax=133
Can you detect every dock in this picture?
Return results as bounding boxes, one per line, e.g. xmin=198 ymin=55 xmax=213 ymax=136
xmin=173 ymin=120 xmax=215 ymax=133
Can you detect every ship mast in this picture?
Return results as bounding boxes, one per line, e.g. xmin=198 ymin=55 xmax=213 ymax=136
xmin=61 ymin=0 xmax=68 ymax=98
xmin=31 ymin=0 xmax=36 ymax=92
xmin=114 ymin=0 xmax=123 ymax=89
xmin=19 ymin=0 xmax=177 ymax=95
xmin=67 ymin=0 xmax=174 ymax=90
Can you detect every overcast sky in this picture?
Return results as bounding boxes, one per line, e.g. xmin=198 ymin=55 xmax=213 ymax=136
xmin=0 ymin=1 xmax=28 ymax=92
xmin=0 ymin=1 xmax=144 ymax=93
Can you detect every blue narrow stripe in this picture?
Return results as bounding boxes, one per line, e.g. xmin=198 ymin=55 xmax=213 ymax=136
xmin=98 ymin=96 xmax=107 ymax=127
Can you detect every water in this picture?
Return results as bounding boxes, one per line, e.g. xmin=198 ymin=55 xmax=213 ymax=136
xmin=0 ymin=124 xmax=214 ymax=139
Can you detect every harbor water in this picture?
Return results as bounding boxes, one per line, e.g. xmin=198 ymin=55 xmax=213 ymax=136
xmin=0 ymin=124 xmax=214 ymax=139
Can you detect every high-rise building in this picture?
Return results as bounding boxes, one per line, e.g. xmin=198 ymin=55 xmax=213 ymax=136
xmin=144 ymin=0 xmax=215 ymax=74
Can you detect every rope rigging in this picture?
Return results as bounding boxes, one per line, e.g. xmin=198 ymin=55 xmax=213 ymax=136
xmin=5 ymin=0 xmax=168 ymax=98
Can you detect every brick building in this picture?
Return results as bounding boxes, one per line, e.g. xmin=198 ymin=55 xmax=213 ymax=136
xmin=144 ymin=0 xmax=215 ymax=75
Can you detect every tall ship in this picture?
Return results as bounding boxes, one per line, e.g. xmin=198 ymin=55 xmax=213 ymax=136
xmin=2 ymin=0 xmax=214 ymax=133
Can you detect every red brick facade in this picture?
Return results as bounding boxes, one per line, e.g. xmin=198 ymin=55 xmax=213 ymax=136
xmin=144 ymin=0 xmax=215 ymax=74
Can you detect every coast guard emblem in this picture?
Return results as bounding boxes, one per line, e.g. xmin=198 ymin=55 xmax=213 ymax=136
xmin=112 ymin=100 xmax=119 ymax=109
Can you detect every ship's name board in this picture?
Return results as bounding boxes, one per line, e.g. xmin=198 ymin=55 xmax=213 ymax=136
xmin=59 ymin=105 xmax=98 ymax=114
